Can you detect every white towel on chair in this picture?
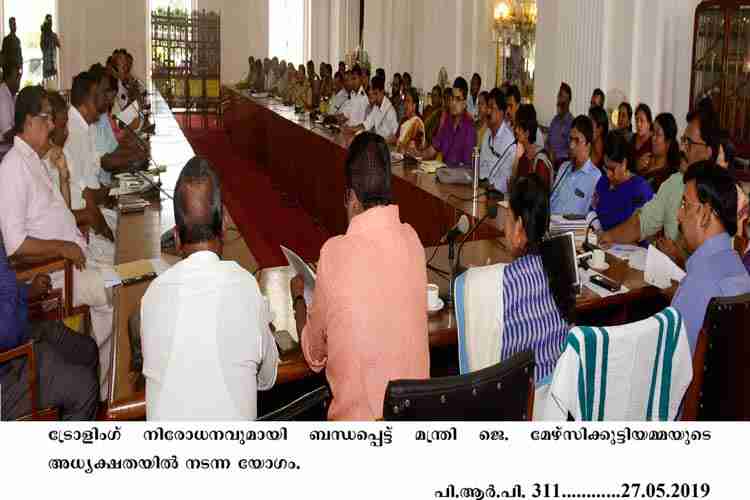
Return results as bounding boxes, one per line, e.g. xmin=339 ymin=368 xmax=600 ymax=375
xmin=548 ymin=307 xmax=692 ymax=421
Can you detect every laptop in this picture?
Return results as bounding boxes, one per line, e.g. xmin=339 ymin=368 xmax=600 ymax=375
xmin=541 ymin=231 xmax=581 ymax=295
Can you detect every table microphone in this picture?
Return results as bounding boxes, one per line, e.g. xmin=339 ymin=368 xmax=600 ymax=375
xmin=116 ymin=117 xmax=150 ymax=155
xmin=583 ymin=214 xmax=600 ymax=253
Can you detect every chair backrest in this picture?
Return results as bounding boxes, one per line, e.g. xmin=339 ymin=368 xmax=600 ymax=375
xmin=548 ymin=307 xmax=693 ymax=421
xmin=383 ymin=350 xmax=534 ymax=421
xmin=695 ymin=293 xmax=750 ymax=420
xmin=257 ymin=386 xmax=331 ymax=421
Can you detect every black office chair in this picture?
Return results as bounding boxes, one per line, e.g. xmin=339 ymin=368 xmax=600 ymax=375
xmin=383 ymin=350 xmax=535 ymax=421
xmin=689 ymin=293 xmax=750 ymax=420
xmin=258 ymin=386 xmax=331 ymax=421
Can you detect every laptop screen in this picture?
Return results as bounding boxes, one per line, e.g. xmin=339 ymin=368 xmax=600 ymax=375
xmin=540 ymin=231 xmax=580 ymax=290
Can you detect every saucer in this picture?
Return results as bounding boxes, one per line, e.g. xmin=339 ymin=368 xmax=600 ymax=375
xmin=428 ymin=298 xmax=445 ymax=314
xmin=590 ymin=262 xmax=610 ymax=272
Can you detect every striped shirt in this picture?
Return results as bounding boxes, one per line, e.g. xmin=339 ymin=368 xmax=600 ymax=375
xmin=500 ymin=254 xmax=569 ymax=382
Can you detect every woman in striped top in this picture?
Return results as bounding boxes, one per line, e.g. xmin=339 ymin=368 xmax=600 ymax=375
xmin=502 ymin=175 xmax=576 ymax=382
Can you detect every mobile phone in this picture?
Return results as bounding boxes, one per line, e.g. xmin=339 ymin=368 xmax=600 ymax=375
xmin=590 ymin=273 xmax=621 ymax=292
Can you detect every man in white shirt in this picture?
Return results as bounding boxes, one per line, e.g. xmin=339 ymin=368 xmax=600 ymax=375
xmin=65 ymin=71 xmax=116 ymax=263
xmin=0 ymin=64 xmax=21 ymax=156
xmin=480 ymin=88 xmax=516 ymax=193
xmin=346 ymin=76 xmax=398 ymax=141
xmin=0 ymin=86 xmax=114 ymax=401
xmin=141 ymin=157 xmax=278 ymax=421
xmin=339 ymin=65 xmax=368 ymax=127
xmin=329 ymin=71 xmax=348 ymax=115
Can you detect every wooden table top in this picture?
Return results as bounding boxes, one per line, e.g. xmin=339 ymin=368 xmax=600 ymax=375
xmin=224 ymin=86 xmax=503 ymax=229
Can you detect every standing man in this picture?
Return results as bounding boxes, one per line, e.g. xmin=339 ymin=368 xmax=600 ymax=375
xmin=467 ymin=73 xmax=482 ymax=120
xmin=546 ymin=82 xmax=574 ymax=168
xmin=40 ymin=14 xmax=60 ymax=88
xmin=2 ymin=18 xmax=22 ymax=72
xmin=0 ymin=64 xmax=21 ymax=156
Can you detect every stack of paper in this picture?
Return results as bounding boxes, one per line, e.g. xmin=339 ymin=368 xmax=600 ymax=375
xmin=606 ymin=244 xmax=648 ymax=271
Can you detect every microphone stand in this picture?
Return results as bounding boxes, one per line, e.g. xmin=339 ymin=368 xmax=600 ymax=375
xmin=583 ymin=215 xmax=600 ymax=253
xmin=116 ymin=118 xmax=171 ymax=202
xmin=447 ymin=202 xmax=499 ymax=309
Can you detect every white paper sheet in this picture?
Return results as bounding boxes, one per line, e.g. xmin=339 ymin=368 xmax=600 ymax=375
xmin=606 ymin=244 xmax=648 ymax=271
xmin=644 ymin=245 xmax=686 ymax=289
xmin=281 ymin=245 xmax=316 ymax=305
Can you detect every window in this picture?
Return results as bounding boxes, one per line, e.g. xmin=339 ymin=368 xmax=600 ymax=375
xmin=269 ymin=0 xmax=305 ymax=66
xmin=2 ymin=0 xmax=56 ymax=87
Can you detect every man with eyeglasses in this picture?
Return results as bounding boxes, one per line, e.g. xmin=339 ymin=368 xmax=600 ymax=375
xmin=0 ymin=86 xmax=115 ymax=402
xmin=671 ymin=161 xmax=750 ymax=353
xmin=599 ymin=108 xmax=718 ymax=264
xmin=478 ymin=87 xmax=516 ymax=193
xmin=0 ymin=64 xmax=22 ymax=157
xmin=414 ymin=76 xmax=476 ymax=167
xmin=549 ymin=115 xmax=601 ymax=216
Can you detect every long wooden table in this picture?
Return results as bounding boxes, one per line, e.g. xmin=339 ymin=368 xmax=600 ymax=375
xmin=223 ymin=86 xmax=502 ymax=246
xmin=103 ymin=88 xmax=676 ymax=420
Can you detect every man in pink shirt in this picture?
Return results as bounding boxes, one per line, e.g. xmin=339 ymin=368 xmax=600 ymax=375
xmin=291 ymin=132 xmax=430 ymax=420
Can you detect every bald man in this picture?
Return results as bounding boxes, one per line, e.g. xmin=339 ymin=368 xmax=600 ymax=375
xmin=140 ymin=157 xmax=278 ymax=421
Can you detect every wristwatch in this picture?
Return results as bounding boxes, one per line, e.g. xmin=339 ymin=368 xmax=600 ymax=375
xmin=293 ymin=295 xmax=306 ymax=306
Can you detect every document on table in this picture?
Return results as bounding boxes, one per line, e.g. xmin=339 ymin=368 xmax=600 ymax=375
xmin=579 ymin=268 xmax=630 ymax=298
xmin=281 ymin=245 xmax=316 ymax=305
xmin=606 ymin=244 xmax=648 ymax=271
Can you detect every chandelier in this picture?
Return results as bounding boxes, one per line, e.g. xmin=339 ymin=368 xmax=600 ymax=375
xmin=492 ymin=0 xmax=537 ymax=93
xmin=493 ymin=0 xmax=537 ymax=48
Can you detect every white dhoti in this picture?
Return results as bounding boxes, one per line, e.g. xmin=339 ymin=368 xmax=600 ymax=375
xmin=51 ymin=249 xmax=114 ymax=402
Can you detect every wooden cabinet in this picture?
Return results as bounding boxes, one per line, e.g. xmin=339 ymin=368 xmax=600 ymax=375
xmin=691 ymin=1 xmax=750 ymax=156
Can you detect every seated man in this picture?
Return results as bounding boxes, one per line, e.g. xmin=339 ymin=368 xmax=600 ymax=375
xmin=346 ymin=76 xmax=398 ymax=141
xmin=43 ymin=91 xmax=72 ymax=207
xmin=599 ymin=108 xmax=719 ymax=265
xmin=550 ymin=115 xmax=601 ymax=216
xmin=672 ymin=161 xmax=750 ymax=353
xmin=89 ymin=63 xmax=146 ymax=187
xmin=0 ymin=86 xmax=114 ymax=400
xmin=414 ymin=77 xmax=476 ymax=167
xmin=0 ymin=64 xmax=21 ymax=157
xmin=291 ymin=132 xmax=430 ymax=420
xmin=339 ymin=65 xmax=368 ymax=126
xmin=65 ymin=71 xmax=117 ymax=261
xmin=329 ymin=71 xmax=348 ymax=115
xmin=479 ymin=87 xmax=516 ymax=193
xmin=141 ymin=157 xmax=278 ymax=420
xmin=0 ymin=240 xmax=99 ymax=421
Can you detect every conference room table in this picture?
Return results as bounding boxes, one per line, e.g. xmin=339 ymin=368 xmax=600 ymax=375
xmin=223 ymin=86 xmax=503 ymax=244
xmin=103 ymin=88 xmax=677 ymax=420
